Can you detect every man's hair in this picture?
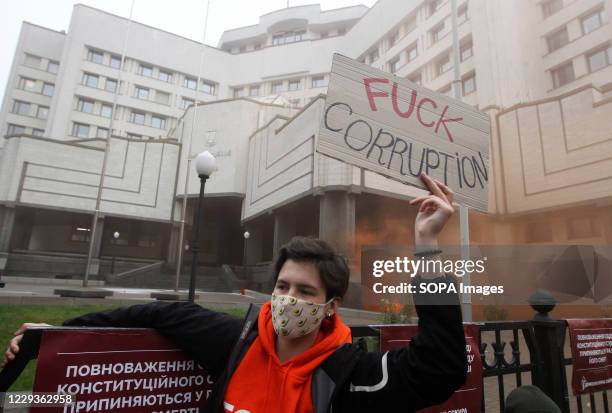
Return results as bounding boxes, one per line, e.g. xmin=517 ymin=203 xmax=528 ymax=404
xmin=273 ymin=236 xmax=350 ymax=300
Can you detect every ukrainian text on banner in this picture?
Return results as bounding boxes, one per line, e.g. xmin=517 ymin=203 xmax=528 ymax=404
xmin=567 ymin=319 xmax=612 ymax=395
xmin=380 ymin=324 xmax=482 ymax=413
xmin=31 ymin=328 xmax=214 ymax=412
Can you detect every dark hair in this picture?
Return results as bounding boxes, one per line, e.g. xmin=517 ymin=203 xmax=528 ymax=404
xmin=273 ymin=236 xmax=350 ymax=300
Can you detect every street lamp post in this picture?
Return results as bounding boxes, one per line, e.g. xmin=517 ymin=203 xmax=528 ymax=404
xmin=188 ymin=151 xmax=217 ymax=302
xmin=243 ymin=231 xmax=250 ymax=280
xmin=111 ymin=231 xmax=120 ymax=275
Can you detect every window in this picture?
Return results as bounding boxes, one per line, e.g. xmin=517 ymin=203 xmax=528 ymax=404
xmin=32 ymin=129 xmax=44 ymax=137
xmin=551 ymin=61 xmax=575 ymax=88
xmin=87 ymin=49 xmax=104 ymax=64
xmin=460 ymin=41 xmax=473 ymax=61
xmin=105 ymin=78 xmax=117 ymax=93
xmin=42 ymin=83 xmax=54 ymax=97
xmin=233 ymin=88 xmax=245 ymax=98
xmin=436 ymin=54 xmax=452 ymax=75
xmin=100 ymin=104 xmax=113 ymax=118
xmin=184 ymin=76 xmax=197 ymax=90
xmin=138 ymin=64 xmax=153 ymax=77
xmin=181 ymin=97 xmax=194 ymax=109
xmin=582 ymin=9 xmax=604 ymax=35
xmin=321 ymin=32 xmax=329 ymax=39
xmin=458 ymin=4 xmax=468 ymax=24
xmin=77 ymin=98 xmax=94 ymax=114
xmin=388 ymin=31 xmax=399 ymax=48
xmin=405 ymin=16 xmax=417 ymax=34
xmin=546 ymin=27 xmax=569 ymax=53
xmin=338 ymin=28 xmax=346 ymax=36
xmin=12 ymin=100 xmax=31 ymax=116
xmin=70 ymin=226 xmax=90 ymax=242
xmin=137 ymin=234 xmax=157 ymax=248
xmin=96 ymin=127 xmax=109 ymax=138
xmin=587 ymin=45 xmax=612 ymax=72
xmin=271 ymin=82 xmax=284 ymax=94
xmin=407 ymin=44 xmax=418 ymax=62
xmin=201 ymin=81 xmax=216 ymax=95
xmin=24 ymin=53 xmax=41 ymax=68
xmin=127 ymin=133 xmax=142 ymax=140
xmin=272 ymin=30 xmax=306 ymax=45
xmin=431 ymin=22 xmax=447 ymax=43
xmin=151 ymin=115 xmax=166 ymax=129
xmin=254 ymin=43 xmax=262 ymax=50
xmin=72 ymin=122 xmax=90 ymax=138
xmin=110 ymin=55 xmax=122 ymax=69
xmin=428 ymin=0 xmax=443 ymax=17
xmin=130 ymin=111 xmax=146 ymax=125
xmin=18 ymin=77 xmax=37 ymax=92
xmin=542 ymin=0 xmax=563 ymax=19
xmin=135 ymin=86 xmax=149 ymax=100
xmin=155 ymin=91 xmax=171 ymax=105
xmin=249 ymin=85 xmax=260 ymax=96
xmin=369 ymin=48 xmax=379 ymax=63
xmin=288 ymin=79 xmax=301 ymax=91
xmin=83 ymin=73 xmax=99 ymax=88
xmin=37 ymin=106 xmax=49 ymax=120
xmin=389 ymin=58 xmax=400 ymax=74
xmin=159 ymin=70 xmax=172 ymax=82
xmin=47 ymin=60 xmax=59 ymax=74
xmin=408 ymin=71 xmax=422 ymax=85
xmin=462 ymin=73 xmax=476 ymax=95
xmin=7 ymin=124 xmax=26 ymax=136
xmin=311 ymin=76 xmax=327 ymax=88
xmin=239 ymin=45 xmax=247 ymax=53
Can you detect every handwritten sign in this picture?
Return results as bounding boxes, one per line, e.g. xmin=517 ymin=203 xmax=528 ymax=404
xmin=318 ymin=54 xmax=490 ymax=212
xmin=31 ymin=328 xmax=214 ymax=412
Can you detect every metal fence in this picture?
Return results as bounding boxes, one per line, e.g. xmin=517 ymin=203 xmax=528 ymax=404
xmin=351 ymin=308 xmax=610 ymax=413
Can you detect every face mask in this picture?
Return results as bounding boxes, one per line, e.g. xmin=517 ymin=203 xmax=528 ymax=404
xmin=271 ymin=294 xmax=335 ymax=338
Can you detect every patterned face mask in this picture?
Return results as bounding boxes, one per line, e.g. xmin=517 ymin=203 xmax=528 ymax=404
xmin=271 ymin=294 xmax=335 ymax=338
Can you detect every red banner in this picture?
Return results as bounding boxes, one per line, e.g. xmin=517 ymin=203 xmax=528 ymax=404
xmin=32 ymin=328 xmax=214 ymax=412
xmin=380 ymin=324 xmax=482 ymax=413
xmin=567 ymin=319 xmax=612 ymax=395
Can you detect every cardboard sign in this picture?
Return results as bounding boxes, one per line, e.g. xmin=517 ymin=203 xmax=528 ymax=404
xmin=32 ymin=328 xmax=214 ymax=412
xmin=318 ymin=54 xmax=490 ymax=212
xmin=567 ymin=319 xmax=612 ymax=395
xmin=380 ymin=324 xmax=482 ymax=412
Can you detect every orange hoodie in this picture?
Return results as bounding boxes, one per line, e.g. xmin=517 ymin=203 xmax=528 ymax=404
xmin=223 ymin=301 xmax=352 ymax=413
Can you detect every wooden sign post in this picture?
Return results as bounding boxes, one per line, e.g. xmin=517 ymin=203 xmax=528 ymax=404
xmin=318 ymin=53 xmax=490 ymax=212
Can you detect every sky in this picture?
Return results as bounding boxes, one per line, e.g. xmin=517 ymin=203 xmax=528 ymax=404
xmin=0 ymin=0 xmax=378 ymax=100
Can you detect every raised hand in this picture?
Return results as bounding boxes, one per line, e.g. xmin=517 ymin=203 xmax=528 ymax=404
xmin=409 ymin=172 xmax=455 ymax=245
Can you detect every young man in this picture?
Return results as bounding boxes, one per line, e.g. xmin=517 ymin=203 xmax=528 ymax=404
xmin=3 ymin=173 xmax=467 ymax=412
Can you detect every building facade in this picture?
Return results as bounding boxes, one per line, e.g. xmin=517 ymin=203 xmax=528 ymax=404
xmin=0 ymin=0 xmax=611 ymax=306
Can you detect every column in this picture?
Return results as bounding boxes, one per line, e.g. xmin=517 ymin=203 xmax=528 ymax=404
xmin=273 ymin=212 xmax=297 ymax=257
xmin=0 ymin=205 xmax=16 ymax=275
xmin=318 ymin=191 xmax=355 ymax=260
xmin=87 ymin=215 xmax=105 ymax=277
xmin=166 ymin=222 xmax=181 ymax=267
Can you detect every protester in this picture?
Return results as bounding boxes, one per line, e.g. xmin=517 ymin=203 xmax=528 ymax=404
xmin=504 ymin=385 xmax=561 ymax=413
xmin=2 ymin=172 xmax=467 ymax=413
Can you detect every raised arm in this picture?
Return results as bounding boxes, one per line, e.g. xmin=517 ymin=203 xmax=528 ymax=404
xmin=3 ymin=301 xmax=244 ymax=378
xmin=335 ymin=173 xmax=467 ymax=412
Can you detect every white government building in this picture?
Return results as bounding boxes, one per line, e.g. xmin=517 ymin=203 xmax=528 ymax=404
xmin=0 ymin=0 xmax=611 ymax=294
